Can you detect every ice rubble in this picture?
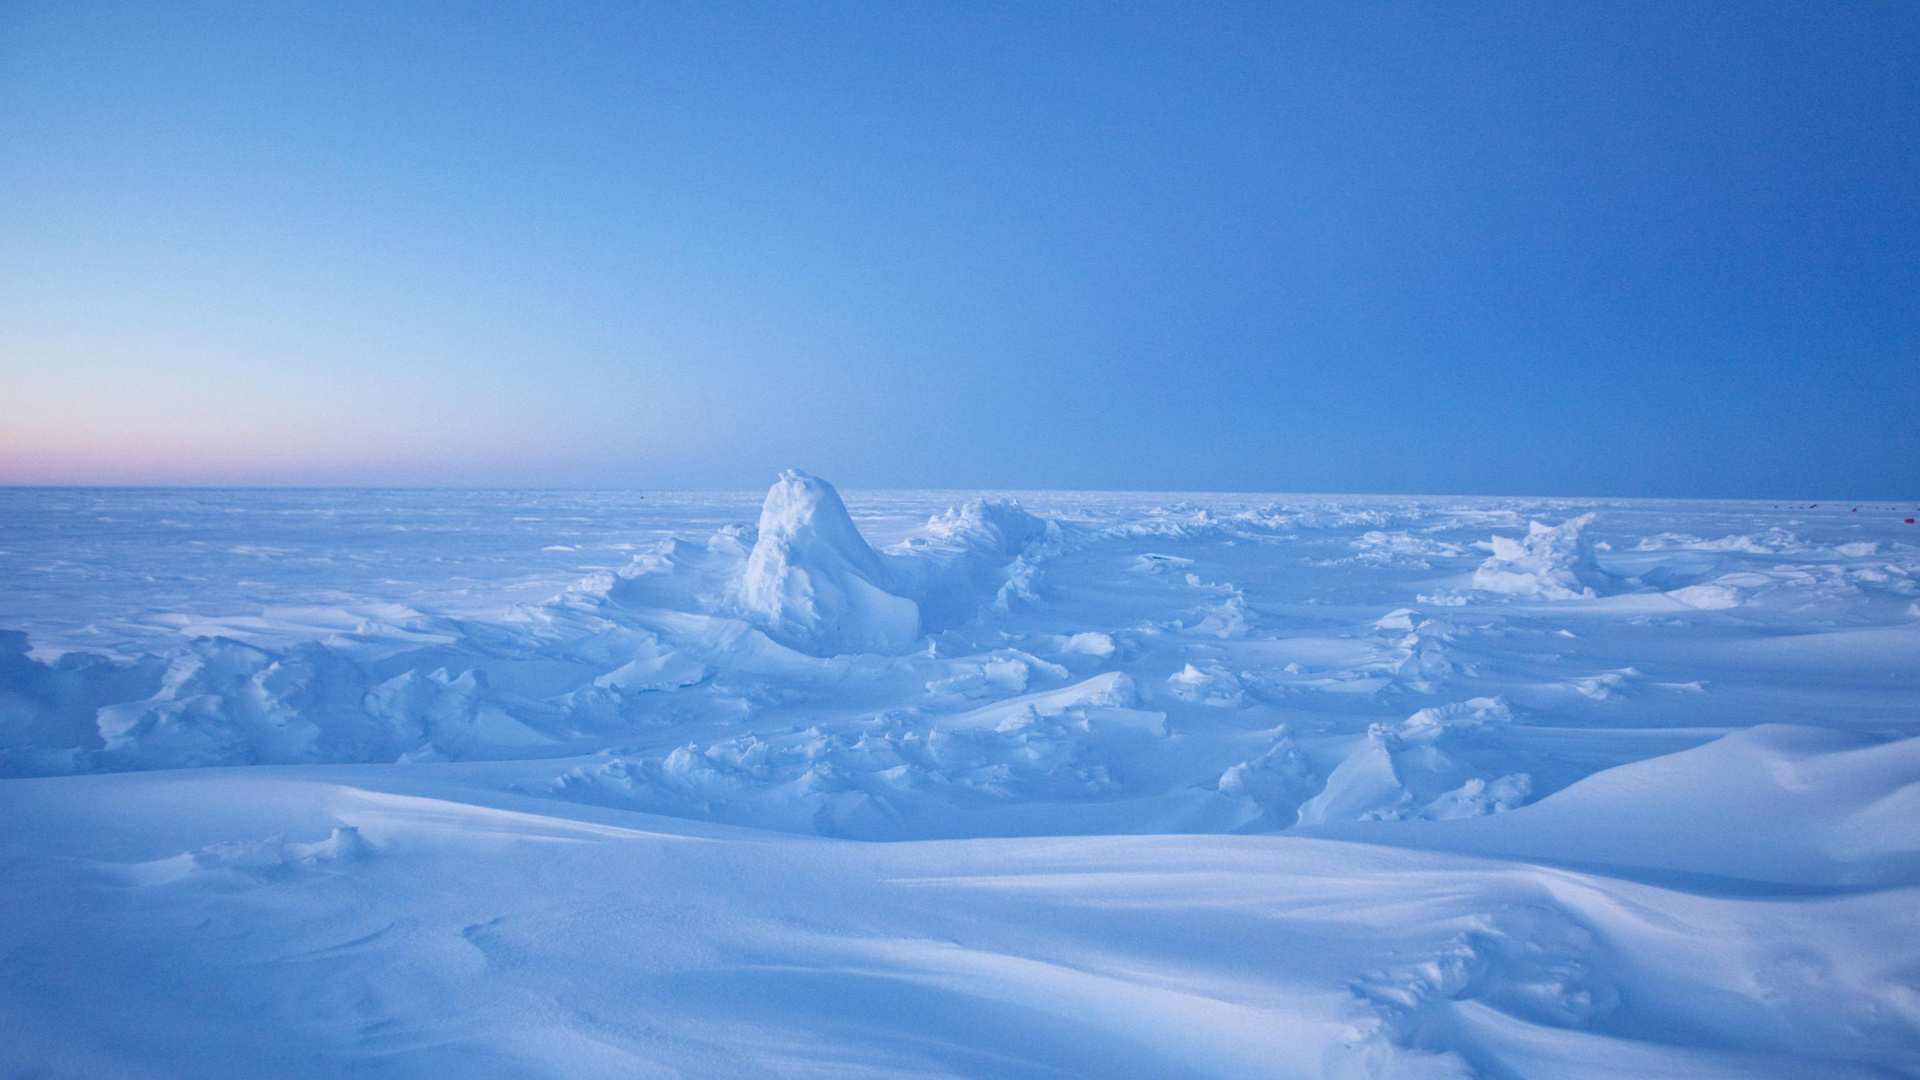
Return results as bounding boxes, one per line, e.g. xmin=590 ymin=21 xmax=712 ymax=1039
xmin=0 ymin=473 xmax=1064 ymax=777
xmin=3 ymin=480 xmax=1914 ymax=839
xmin=550 ymin=672 xmax=1163 ymax=838
xmin=1471 ymin=514 xmax=1599 ymax=599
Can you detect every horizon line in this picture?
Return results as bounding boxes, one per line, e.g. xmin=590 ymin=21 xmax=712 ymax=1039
xmin=1 ymin=483 xmax=1914 ymax=505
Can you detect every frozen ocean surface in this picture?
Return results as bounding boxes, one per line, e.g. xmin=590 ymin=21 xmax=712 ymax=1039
xmin=2 ymin=477 xmax=1917 ymax=1078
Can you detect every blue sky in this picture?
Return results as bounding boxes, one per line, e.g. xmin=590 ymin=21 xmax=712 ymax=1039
xmin=2 ymin=1 xmax=1915 ymax=496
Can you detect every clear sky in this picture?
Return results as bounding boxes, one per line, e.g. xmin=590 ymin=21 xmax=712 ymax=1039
xmin=2 ymin=2 xmax=1915 ymax=496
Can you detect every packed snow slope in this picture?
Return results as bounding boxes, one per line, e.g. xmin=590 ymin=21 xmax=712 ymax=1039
xmin=2 ymin=477 xmax=1917 ymax=1078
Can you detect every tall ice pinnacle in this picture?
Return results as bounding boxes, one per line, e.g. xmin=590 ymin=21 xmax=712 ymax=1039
xmin=735 ymin=470 xmax=921 ymax=655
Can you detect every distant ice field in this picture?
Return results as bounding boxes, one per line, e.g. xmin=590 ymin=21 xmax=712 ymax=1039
xmin=2 ymin=480 xmax=1917 ymax=1078
xmin=0 ymin=487 xmax=1378 ymax=653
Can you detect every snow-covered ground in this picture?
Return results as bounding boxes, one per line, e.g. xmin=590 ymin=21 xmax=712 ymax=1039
xmin=2 ymin=477 xmax=1917 ymax=1078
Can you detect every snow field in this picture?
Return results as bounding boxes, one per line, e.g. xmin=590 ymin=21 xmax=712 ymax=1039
xmin=2 ymin=477 xmax=1918 ymax=1076
xmin=4 ymin=767 xmax=1913 ymax=1078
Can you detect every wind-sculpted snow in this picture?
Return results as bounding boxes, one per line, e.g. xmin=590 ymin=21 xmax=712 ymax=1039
xmin=2 ymin=483 xmax=1918 ymax=1077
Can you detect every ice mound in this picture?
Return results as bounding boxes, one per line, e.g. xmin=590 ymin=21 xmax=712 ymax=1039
xmin=727 ymin=472 xmax=1055 ymax=655
xmin=1166 ymin=661 xmax=1244 ymax=706
xmin=889 ymin=497 xmax=1054 ymax=622
xmin=1472 ymin=514 xmax=1599 ymax=600
xmin=1296 ymin=698 xmax=1530 ymax=825
xmin=732 ymin=471 xmax=922 ymax=656
xmin=364 ymin=668 xmax=553 ymax=760
xmin=923 ymin=649 xmax=1065 ymax=698
xmin=1217 ymin=731 xmax=1318 ymax=824
xmin=943 ymin=671 xmax=1163 ymax=734
xmin=590 ymin=635 xmax=712 ymax=694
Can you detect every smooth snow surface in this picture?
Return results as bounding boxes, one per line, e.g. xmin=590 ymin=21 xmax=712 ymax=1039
xmin=2 ymin=482 xmax=1918 ymax=1078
